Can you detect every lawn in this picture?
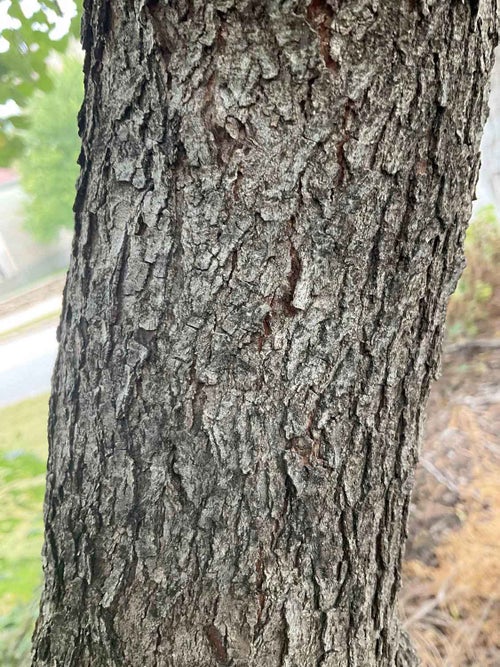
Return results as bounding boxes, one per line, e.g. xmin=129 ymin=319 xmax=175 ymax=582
xmin=0 ymin=394 xmax=49 ymax=666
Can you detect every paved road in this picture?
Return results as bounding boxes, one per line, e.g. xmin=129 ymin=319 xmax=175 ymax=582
xmin=0 ymin=325 xmax=58 ymax=407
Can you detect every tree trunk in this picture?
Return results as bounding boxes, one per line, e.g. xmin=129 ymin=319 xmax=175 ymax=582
xmin=32 ymin=1 xmax=497 ymax=665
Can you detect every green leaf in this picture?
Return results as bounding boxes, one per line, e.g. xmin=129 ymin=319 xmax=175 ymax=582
xmin=6 ymin=1 xmax=25 ymax=21
xmin=8 ymin=114 xmax=31 ymax=130
xmin=0 ymin=1 xmax=81 ymax=164
xmin=0 ymin=133 xmax=25 ymax=167
xmin=35 ymin=71 xmax=53 ymax=92
xmin=18 ymin=54 xmax=83 ymax=241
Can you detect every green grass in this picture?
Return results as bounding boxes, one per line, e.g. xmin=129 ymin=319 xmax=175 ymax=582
xmin=0 ymin=394 xmax=49 ymax=666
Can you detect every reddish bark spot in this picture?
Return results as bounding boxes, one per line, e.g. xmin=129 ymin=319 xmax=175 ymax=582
xmin=257 ymin=312 xmax=272 ymax=352
xmin=204 ymin=624 xmax=229 ymax=664
xmin=336 ymin=136 xmax=349 ymax=186
xmin=262 ymin=312 xmax=272 ymax=337
xmin=306 ymin=0 xmax=338 ymax=73
xmin=416 ymin=159 xmax=427 ymax=176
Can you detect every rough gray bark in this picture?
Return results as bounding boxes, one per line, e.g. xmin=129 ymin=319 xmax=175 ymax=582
xmin=32 ymin=1 xmax=497 ymax=665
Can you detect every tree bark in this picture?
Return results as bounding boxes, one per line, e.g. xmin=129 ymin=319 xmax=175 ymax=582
xmin=32 ymin=1 xmax=497 ymax=665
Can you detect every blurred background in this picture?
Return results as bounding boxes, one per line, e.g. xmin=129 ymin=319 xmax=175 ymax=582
xmin=0 ymin=1 xmax=499 ymax=665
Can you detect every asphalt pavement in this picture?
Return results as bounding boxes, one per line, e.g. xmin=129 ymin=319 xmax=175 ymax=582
xmin=0 ymin=325 xmax=58 ymax=407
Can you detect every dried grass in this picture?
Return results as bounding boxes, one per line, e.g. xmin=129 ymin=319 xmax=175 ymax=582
xmin=403 ymin=400 xmax=500 ymax=666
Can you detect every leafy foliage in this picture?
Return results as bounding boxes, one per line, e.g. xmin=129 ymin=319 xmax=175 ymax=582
xmin=0 ymin=599 xmax=39 ymax=666
xmin=0 ymin=0 xmax=81 ymax=165
xmin=0 ymin=394 xmax=48 ymax=666
xmin=18 ymin=53 xmax=83 ymax=241
xmin=447 ymin=205 xmax=500 ymax=339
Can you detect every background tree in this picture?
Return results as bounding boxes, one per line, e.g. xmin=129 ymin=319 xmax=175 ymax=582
xmin=32 ymin=1 xmax=498 ymax=666
xmin=18 ymin=54 xmax=82 ymax=241
xmin=0 ymin=0 xmax=81 ymax=165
